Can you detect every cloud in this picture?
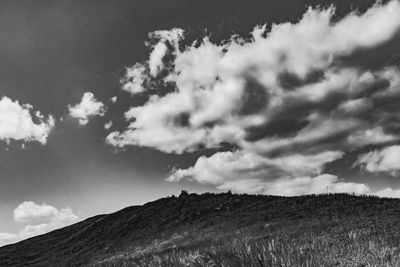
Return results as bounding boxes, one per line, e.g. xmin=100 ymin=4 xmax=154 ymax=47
xmin=13 ymin=201 xmax=59 ymax=223
xmin=375 ymin=187 xmax=400 ymax=198
xmin=0 ymin=96 xmax=55 ymax=144
xmin=107 ymin=1 xmax=400 ymax=194
xmin=121 ymin=64 xmax=147 ymax=94
xmin=0 ymin=233 xmax=18 ymax=247
xmin=167 ymin=150 xmax=344 ymax=184
xmin=120 ymin=28 xmax=184 ymax=95
xmin=0 ymin=202 xmax=78 ymax=247
xmin=168 ymin=149 xmax=400 ymax=197
xmin=263 ymin=174 xmax=370 ymax=196
xmin=17 ymin=207 xmax=77 ymax=236
xmin=104 ymin=121 xmax=113 ymax=130
xmin=167 ymin=150 xmax=367 ymax=195
xmin=347 ymin=127 xmax=398 ymax=147
xmin=68 ymin=92 xmax=106 ymax=125
xmin=355 ymin=145 xmax=400 ymax=174
xmin=148 ymin=28 xmax=184 ymax=77
xmin=108 ymin=1 xmax=400 ymax=154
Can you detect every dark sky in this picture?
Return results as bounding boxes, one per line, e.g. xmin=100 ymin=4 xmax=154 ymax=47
xmin=1 ymin=0 xmax=400 ymax=244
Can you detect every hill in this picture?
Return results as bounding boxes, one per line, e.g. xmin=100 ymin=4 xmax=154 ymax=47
xmin=1 ymin=192 xmax=400 ymax=266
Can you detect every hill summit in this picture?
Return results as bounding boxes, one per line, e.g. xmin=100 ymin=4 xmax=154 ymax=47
xmin=1 ymin=192 xmax=400 ymax=266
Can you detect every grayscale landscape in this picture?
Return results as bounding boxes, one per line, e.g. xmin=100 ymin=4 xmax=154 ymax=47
xmin=1 ymin=0 xmax=400 ymax=266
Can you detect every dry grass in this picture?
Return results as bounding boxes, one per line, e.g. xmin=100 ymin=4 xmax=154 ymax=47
xmin=94 ymin=227 xmax=400 ymax=267
xmin=88 ymin=193 xmax=400 ymax=267
xmin=5 ymin=193 xmax=400 ymax=266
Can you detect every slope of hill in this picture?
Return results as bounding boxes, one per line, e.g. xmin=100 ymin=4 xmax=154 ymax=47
xmin=2 ymin=192 xmax=400 ymax=266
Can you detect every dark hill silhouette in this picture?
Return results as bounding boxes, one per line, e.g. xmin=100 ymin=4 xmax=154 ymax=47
xmin=1 ymin=192 xmax=400 ymax=266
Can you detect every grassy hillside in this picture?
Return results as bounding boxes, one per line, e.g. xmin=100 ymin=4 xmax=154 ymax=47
xmin=1 ymin=192 xmax=400 ymax=266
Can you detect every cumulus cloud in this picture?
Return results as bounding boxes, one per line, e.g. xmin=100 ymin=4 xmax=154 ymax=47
xmin=148 ymin=28 xmax=184 ymax=77
xmin=68 ymin=92 xmax=106 ymax=125
xmin=107 ymin=1 xmax=400 ymax=194
xmin=121 ymin=29 xmax=184 ymax=95
xmin=0 ymin=233 xmax=18 ymax=247
xmin=264 ymin=175 xmax=370 ymax=196
xmin=355 ymin=145 xmax=400 ymax=174
xmin=375 ymin=187 xmax=400 ymax=198
xmin=0 ymin=202 xmax=78 ymax=247
xmin=167 ymin=150 xmax=344 ymax=184
xmin=167 ymin=150 xmax=368 ymax=195
xmin=108 ymin=1 xmax=400 ymax=153
xmin=0 ymin=96 xmax=55 ymax=144
xmin=121 ymin=64 xmax=148 ymax=94
xmin=13 ymin=201 xmax=59 ymax=223
xmin=104 ymin=121 xmax=113 ymax=130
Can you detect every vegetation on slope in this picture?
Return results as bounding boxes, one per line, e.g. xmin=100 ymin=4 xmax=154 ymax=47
xmin=1 ymin=192 xmax=400 ymax=266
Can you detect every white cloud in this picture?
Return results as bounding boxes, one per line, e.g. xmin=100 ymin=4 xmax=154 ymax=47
xmin=0 ymin=202 xmax=78 ymax=247
xmin=347 ymin=127 xmax=398 ymax=147
xmin=149 ymin=42 xmax=169 ymax=77
xmin=168 ymin=150 xmax=346 ymax=193
xmin=167 ymin=149 xmax=374 ymax=196
xmin=121 ymin=64 xmax=147 ymax=94
xmin=330 ymin=0 xmax=400 ymax=48
xmin=18 ymin=207 xmax=77 ymax=236
xmin=356 ymin=145 xmax=400 ymax=174
xmin=262 ymin=174 xmax=370 ymax=196
xmin=108 ymin=1 xmax=400 ymax=155
xmin=121 ymin=28 xmax=184 ymax=95
xmin=13 ymin=201 xmax=59 ymax=223
xmin=148 ymin=28 xmax=183 ymax=77
xmin=110 ymin=96 xmax=117 ymax=103
xmin=108 ymin=1 xmax=400 ymax=194
xmin=0 ymin=233 xmax=19 ymax=246
xmin=68 ymin=92 xmax=106 ymax=125
xmin=104 ymin=121 xmax=113 ymax=130
xmin=0 ymin=96 xmax=55 ymax=144
xmin=375 ymin=188 xmax=400 ymax=198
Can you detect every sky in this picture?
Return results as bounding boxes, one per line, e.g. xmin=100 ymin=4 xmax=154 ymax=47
xmin=1 ymin=0 xmax=400 ymax=246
